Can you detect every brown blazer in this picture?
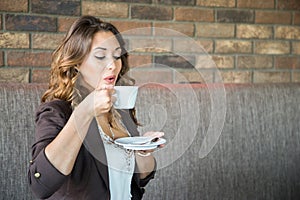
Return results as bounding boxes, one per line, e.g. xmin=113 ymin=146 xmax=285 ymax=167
xmin=28 ymin=100 xmax=155 ymax=199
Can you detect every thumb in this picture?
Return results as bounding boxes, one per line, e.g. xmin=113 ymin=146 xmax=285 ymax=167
xmin=95 ymin=83 xmax=114 ymax=91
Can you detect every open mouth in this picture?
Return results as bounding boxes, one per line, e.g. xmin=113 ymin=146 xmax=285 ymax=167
xmin=104 ymin=75 xmax=116 ymax=83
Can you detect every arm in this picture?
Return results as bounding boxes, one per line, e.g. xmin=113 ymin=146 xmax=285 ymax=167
xmin=134 ymin=131 xmax=164 ymax=179
xmin=28 ymin=87 xmax=113 ymax=198
xmin=135 ymin=153 xmax=156 ymax=179
xmin=28 ymin=99 xmax=93 ymax=198
xmin=43 ymin=99 xmax=93 ymax=175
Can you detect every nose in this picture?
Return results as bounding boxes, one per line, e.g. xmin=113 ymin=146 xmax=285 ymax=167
xmin=106 ymin=62 xmax=115 ymax=70
xmin=106 ymin=59 xmax=117 ymax=70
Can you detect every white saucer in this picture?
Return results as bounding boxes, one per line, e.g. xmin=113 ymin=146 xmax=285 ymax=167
xmin=115 ymin=136 xmax=166 ymax=150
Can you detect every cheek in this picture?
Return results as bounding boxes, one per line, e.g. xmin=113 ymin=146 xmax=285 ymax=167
xmin=116 ymin=60 xmax=123 ymax=73
xmin=80 ymin=60 xmax=105 ymax=88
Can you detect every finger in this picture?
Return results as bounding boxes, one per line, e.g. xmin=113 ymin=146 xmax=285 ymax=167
xmin=110 ymin=88 xmax=116 ymax=95
xmin=144 ymin=131 xmax=164 ymax=138
xmin=156 ymin=131 xmax=164 ymax=137
xmin=111 ymin=96 xmax=117 ymax=103
xmin=96 ymin=84 xmax=114 ymax=91
xmin=137 ymin=149 xmax=154 ymax=154
xmin=103 ymin=95 xmax=112 ymax=104
xmin=144 ymin=149 xmax=155 ymax=153
xmin=105 ymin=84 xmax=114 ymax=90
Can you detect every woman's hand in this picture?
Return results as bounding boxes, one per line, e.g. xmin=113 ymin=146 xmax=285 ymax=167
xmin=135 ymin=131 xmax=164 ymax=178
xmin=83 ymin=84 xmax=116 ymax=117
xmin=136 ymin=131 xmax=165 ymax=156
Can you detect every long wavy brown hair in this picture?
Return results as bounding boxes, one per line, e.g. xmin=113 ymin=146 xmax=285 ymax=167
xmin=42 ymin=15 xmax=138 ymax=124
xmin=42 ymin=15 xmax=130 ymax=102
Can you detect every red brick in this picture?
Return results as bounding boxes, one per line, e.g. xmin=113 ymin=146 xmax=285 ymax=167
xmin=31 ymin=0 xmax=80 ymax=16
xmin=196 ymin=23 xmax=234 ymax=38
xmin=116 ymin=0 xmax=151 ymax=3
xmin=0 ymin=51 xmax=3 ymax=66
xmin=0 ymin=33 xmax=29 ymax=48
xmin=129 ymin=68 xmax=173 ymax=85
xmin=131 ymin=5 xmax=172 ymax=20
xmin=237 ymin=56 xmax=273 ymax=69
xmin=294 ymin=12 xmax=300 ymax=25
xmin=275 ymin=56 xmax=300 ymax=69
xmin=292 ymin=41 xmax=300 ymax=55
xmin=175 ymin=8 xmax=214 ymax=22
xmin=32 ymin=33 xmax=64 ymax=50
xmin=154 ymin=22 xmax=194 ymax=37
xmin=278 ymin=0 xmax=300 ymax=10
xmin=256 ymin=11 xmax=292 ymax=24
xmin=31 ymin=69 xmax=50 ymax=83
xmin=292 ymin=72 xmax=300 ymax=82
xmin=128 ymin=54 xmax=152 ymax=68
xmin=217 ymin=10 xmax=254 ymax=23
xmin=154 ymin=55 xmax=195 ymax=69
xmin=275 ymin=26 xmax=300 ymax=40
xmin=197 ymin=0 xmax=235 ymax=7
xmin=173 ymin=39 xmax=213 ymax=53
xmin=7 ymin=51 xmax=52 ymax=67
xmin=215 ymin=40 xmax=252 ymax=54
xmin=110 ymin=21 xmax=152 ymax=36
xmin=237 ymin=0 xmax=274 ymax=9
xmin=129 ymin=38 xmax=172 ymax=53
xmin=0 ymin=68 xmax=29 ymax=83
xmin=255 ymin=41 xmax=290 ymax=55
xmin=212 ymin=55 xmax=234 ymax=69
xmin=0 ymin=0 xmax=28 ymax=12
xmin=5 ymin=14 xmax=57 ymax=32
xmin=237 ymin=25 xmax=272 ymax=39
xmin=196 ymin=55 xmax=220 ymax=69
xmin=82 ymin=2 xmax=128 ymax=18
xmin=158 ymin=0 xmax=195 ymax=6
xmin=196 ymin=39 xmax=213 ymax=53
xmin=58 ymin=17 xmax=78 ymax=32
xmin=254 ymin=72 xmax=290 ymax=83
xmin=174 ymin=69 xmax=213 ymax=84
xmin=221 ymin=71 xmax=252 ymax=83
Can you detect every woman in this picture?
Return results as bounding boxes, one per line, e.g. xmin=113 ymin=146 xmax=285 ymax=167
xmin=28 ymin=15 xmax=164 ymax=200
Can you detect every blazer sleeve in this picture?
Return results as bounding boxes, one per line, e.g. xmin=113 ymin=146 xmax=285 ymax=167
xmin=28 ymin=100 xmax=72 ymax=199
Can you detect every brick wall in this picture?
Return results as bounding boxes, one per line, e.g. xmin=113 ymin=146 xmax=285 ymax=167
xmin=0 ymin=0 xmax=299 ymax=84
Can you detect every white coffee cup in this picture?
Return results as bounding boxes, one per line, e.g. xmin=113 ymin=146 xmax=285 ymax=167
xmin=113 ymin=86 xmax=138 ymax=109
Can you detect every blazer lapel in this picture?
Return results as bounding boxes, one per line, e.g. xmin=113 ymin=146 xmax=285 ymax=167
xmin=83 ymin=118 xmax=109 ymax=190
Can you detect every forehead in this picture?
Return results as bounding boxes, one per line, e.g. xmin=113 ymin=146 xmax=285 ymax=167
xmin=91 ymin=31 xmax=120 ymax=50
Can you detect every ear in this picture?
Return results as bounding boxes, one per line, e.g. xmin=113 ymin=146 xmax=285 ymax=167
xmin=67 ymin=66 xmax=79 ymax=79
xmin=74 ymin=65 xmax=79 ymax=73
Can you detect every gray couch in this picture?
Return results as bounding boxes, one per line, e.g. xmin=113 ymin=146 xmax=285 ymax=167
xmin=1 ymin=82 xmax=300 ymax=200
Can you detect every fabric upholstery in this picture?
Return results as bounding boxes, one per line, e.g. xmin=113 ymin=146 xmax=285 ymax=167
xmin=0 ymin=83 xmax=45 ymax=199
xmin=0 ymin=83 xmax=299 ymax=199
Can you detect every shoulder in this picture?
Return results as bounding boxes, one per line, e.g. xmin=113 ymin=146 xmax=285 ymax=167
xmin=35 ymin=99 xmax=72 ymax=122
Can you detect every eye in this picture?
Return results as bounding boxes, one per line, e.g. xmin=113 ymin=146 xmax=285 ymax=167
xmin=113 ymin=55 xmax=121 ymax=60
xmin=95 ymin=56 xmax=105 ymax=60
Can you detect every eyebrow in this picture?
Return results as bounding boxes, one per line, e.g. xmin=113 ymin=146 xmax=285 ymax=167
xmin=94 ymin=47 xmax=121 ymax=51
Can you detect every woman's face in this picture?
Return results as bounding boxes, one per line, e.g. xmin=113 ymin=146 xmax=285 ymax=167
xmin=79 ymin=31 xmax=122 ymax=89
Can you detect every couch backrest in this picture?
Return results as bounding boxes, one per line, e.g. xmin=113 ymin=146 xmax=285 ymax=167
xmin=0 ymin=83 xmax=46 ymax=199
xmin=136 ymin=83 xmax=300 ymax=200
xmin=1 ymin=83 xmax=300 ymax=200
